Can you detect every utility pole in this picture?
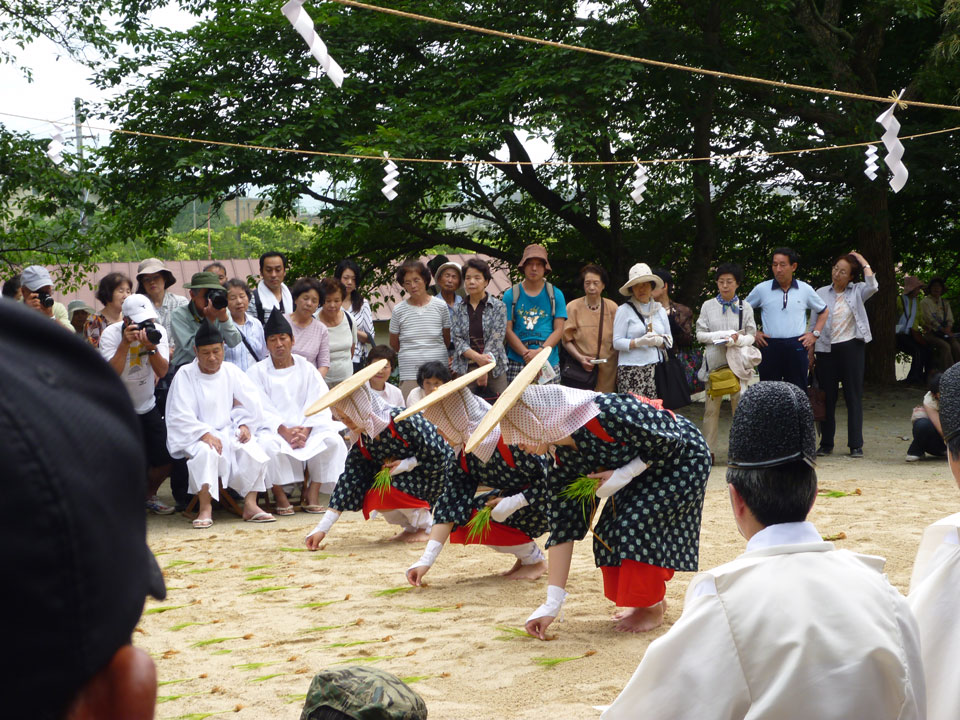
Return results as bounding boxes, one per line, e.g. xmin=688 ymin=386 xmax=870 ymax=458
xmin=236 ymin=194 xmax=241 ymax=245
xmin=207 ymin=205 xmax=212 ymax=260
xmin=74 ymin=97 xmax=83 ymax=163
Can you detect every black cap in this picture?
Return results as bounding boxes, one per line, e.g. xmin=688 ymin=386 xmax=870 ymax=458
xmin=194 ymin=318 xmax=223 ymax=347
xmin=728 ymin=381 xmax=817 ymax=468
xmin=0 ymin=301 xmax=165 ymax=717
xmin=940 ymin=364 xmax=960 ymax=443
xmin=263 ymin=307 xmax=293 ymax=338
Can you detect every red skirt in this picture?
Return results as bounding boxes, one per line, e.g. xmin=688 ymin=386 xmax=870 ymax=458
xmin=362 ymin=486 xmax=431 ymax=520
xmin=601 ymin=560 xmax=674 ymax=607
xmin=449 ymin=509 xmax=533 ymax=546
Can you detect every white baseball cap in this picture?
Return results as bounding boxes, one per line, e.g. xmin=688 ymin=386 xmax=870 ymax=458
xmin=21 ymin=266 xmax=54 ymax=292
xmin=122 ymin=294 xmax=158 ymax=323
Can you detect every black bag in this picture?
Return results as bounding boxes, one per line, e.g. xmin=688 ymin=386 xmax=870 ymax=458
xmin=807 ymin=367 xmax=826 ymax=422
xmin=561 ymin=300 xmax=604 ymax=390
xmin=655 ymin=349 xmax=692 ymax=410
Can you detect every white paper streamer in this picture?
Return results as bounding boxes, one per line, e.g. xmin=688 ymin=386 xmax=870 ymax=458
xmin=382 ymin=151 xmax=399 ymax=201
xmin=630 ymin=161 xmax=648 ymax=204
xmin=281 ymin=0 xmax=344 ymax=88
xmin=876 ymin=89 xmax=908 ymax=193
xmin=864 ymin=145 xmax=879 ymax=181
xmin=46 ymin=125 xmax=65 ymax=165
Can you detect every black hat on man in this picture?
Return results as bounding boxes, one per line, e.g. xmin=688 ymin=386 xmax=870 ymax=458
xmin=940 ymin=364 xmax=960 ymax=443
xmin=728 ymin=381 xmax=817 ymax=468
xmin=0 ymin=301 xmax=165 ymax=717
xmin=264 ymin=307 xmax=293 ymax=338
xmin=194 ymin=318 xmax=223 ymax=347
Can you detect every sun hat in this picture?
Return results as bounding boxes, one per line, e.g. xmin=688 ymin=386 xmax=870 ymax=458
xmin=0 ymin=301 xmax=166 ymax=716
xmin=728 ymin=381 xmax=817 ymax=469
xmin=121 ymin=294 xmax=158 ymax=324
xmin=183 ymin=271 xmax=224 ymax=291
xmin=20 ymin=265 xmax=54 ymax=292
xmin=136 ymin=258 xmax=177 ymax=288
xmin=395 ymin=361 xmax=495 ymax=423
xmin=67 ymin=299 xmax=96 ymax=320
xmin=518 ymin=244 xmax=552 ymax=272
xmin=301 ymin=666 xmax=427 ymax=720
xmin=902 ymin=276 xmax=925 ymax=295
xmin=434 ymin=261 xmax=463 ymax=283
xmin=619 ymin=262 xmax=663 ymax=296
xmin=305 ymin=359 xmax=388 ymax=418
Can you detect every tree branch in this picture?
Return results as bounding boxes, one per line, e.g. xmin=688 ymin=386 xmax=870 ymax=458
xmin=805 ymin=0 xmax=854 ymax=44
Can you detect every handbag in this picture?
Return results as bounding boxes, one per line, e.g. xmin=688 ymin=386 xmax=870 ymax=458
xmin=655 ymin=349 xmax=693 ymax=410
xmin=561 ymin=300 xmax=604 ymax=390
xmin=806 ymin=366 xmax=826 ymax=422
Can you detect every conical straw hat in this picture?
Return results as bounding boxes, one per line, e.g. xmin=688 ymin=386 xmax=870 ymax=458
xmin=394 ymin=360 xmax=496 ymax=422
xmin=305 ymin=359 xmax=388 ymax=416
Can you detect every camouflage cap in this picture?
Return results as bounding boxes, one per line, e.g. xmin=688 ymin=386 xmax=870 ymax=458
xmin=300 ymin=667 xmax=427 ymax=720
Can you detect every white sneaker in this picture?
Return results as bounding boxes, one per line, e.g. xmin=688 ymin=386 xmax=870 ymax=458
xmin=146 ymin=495 xmax=175 ymax=514
xmin=905 ymin=454 xmax=922 ymax=463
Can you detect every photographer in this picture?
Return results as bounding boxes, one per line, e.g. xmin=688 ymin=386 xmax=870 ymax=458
xmin=100 ymin=295 xmax=175 ymax=514
xmin=19 ymin=265 xmax=72 ymax=330
xmin=170 ymin=271 xmax=242 ymax=369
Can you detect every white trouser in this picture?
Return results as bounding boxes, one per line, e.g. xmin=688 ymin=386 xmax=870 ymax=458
xmin=702 ymin=388 xmax=741 ymax=451
xmin=263 ymin=433 xmax=348 ymax=494
xmin=376 ymin=508 xmax=433 ymax=532
xmin=186 ymin=437 xmax=268 ymax=500
xmin=490 ymin=542 xmax=545 ymax=565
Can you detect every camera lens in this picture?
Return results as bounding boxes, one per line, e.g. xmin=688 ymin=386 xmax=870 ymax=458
xmin=37 ymin=291 xmax=55 ymax=309
xmin=208 ymin=289 xmax=228 ymax=310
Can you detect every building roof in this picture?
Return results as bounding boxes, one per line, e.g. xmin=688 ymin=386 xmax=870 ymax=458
xmin=48 ymin=253 xmax=513 ymax=322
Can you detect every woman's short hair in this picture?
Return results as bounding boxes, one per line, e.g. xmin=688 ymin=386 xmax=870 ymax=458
xmin=1 ymin=274 xmax=21 ymax=298
xmin=833 ymin=254 xmax=862 ymax=282
xmin=396 ymin=260 xmax=431 ymax=286
xmin=463 ymin=257 xmax=492 ymax=283
xmin=224 ymin=278 xmax=251 ymax=298
xmin=928 ymin=277 xmax=947 ymax=293
xmin=290 ymin=277 xmax=322 ymax=309
xmin=578 ymin=263 xmax=608 ymax=286
xmin=367 ymin=344 xmax=398 ymax=370
xmin=319 ymin=277 xmax=347 ymax=302
xmin=715 ymin=262 xmax=744 ymax=285
xmin=416 ymin=361 xmax=451 ymax=387
xmin=652 ymin=267 xmax=672 ymax=291
xmin=95 ymin=272 xmax=132 ymax=307
xmin=335 ymin=258 xmax=364 ymax=312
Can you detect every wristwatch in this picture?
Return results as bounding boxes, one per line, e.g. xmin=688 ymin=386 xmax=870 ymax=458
xmin=812 ymin=330 xmax=821 ymax=338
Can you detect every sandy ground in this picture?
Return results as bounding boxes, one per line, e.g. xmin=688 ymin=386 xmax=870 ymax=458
xmin=140 ymin=383 xmax=956 ymax=720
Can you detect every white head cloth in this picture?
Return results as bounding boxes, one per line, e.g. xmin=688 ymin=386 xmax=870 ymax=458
xmin=424 ymin=388 xmax=500 ymax=462
xmin=333 ymin=385 xmax=392 ymax=439
xmin=501 ymin=385 xmax=601 ymax=446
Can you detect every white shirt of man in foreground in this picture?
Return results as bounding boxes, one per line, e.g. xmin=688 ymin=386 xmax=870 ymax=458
xmin=602 ymin=381 xmax=925 ymax=720
xmin=247 ymin=309 xmax=349 ymax=515
xmin=165 ymin=319 xmax=275 ymax=528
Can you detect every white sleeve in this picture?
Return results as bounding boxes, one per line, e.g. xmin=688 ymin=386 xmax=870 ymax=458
xmin=307 ymin=509 xmax=341 ymax=537
xmin=596 ymin=456 xmax=648 ymax=498
xmin=391 ymin=457 xmax=419 ymax=475
xmin=490 ymin=493 xmax=528 ymax=522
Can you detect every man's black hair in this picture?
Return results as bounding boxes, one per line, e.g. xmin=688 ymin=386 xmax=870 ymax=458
xmin=771 ymin=247 xmax=800 ymax=266
xmin=726 ymin=460 xmax=817 ymax=527
xmin=259 ymin=251 xmax=289 ymax=271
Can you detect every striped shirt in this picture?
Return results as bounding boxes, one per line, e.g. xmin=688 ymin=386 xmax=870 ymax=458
xmin=389 ymin=296 xmax=451 ymax=381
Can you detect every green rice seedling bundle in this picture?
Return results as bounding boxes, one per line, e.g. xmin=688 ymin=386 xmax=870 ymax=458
xmin=560 ymin=475 xmax=601 ymax=522
xmin=372 ymin=466 xmax=393 ymax=495
xmin=465 ymin=505 xmax=493 ymax=543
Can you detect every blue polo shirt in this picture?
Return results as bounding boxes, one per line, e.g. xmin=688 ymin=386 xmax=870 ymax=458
xmin=744 ymin=278 xmax=826 ymax=338
xmin=503 ymin=283 xmax=567 ymax=365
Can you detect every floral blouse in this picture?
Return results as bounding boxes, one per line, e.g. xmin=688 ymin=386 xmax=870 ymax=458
xmin=451 ymin=293 xmax=507 ymax=377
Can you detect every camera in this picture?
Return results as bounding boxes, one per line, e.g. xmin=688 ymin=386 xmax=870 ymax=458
xmin=136 ymin=320 xmax=163 ymax=345
xmin=207 ymin=288 xmax=228 ymax=310
xmin=36 ymin=291 xmax=55 ymax=309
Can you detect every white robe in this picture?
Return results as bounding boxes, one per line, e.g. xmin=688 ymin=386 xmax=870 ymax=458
xmin=602 ymin=522 xmax=925 ymax=720
xmin=247 ymin=355 xmax=348 ymax=493
xmin=908 ymin=512 xmax=960 ymax=720
xmin=165 ymin=359 xmax=269 ymax=499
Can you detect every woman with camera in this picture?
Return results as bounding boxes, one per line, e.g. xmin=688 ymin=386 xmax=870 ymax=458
xmin=84 ymin=272 xmax=132 ymax=348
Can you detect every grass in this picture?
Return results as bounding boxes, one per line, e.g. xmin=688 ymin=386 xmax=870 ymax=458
xmin=169 ymin=622 xmax=209 ymax=632
xmin=242 ymin=585 xmax=294 ymax=595
xmin=164 ymin=560 xmax=195 ymax=569
xmin=372 ymin=585 xmax=413 ymax=597
xmin=297 ymin=599 xmax=341 ymax=609
xmin=465 ymin=506 xmax=493 ymax=543
xmin=250 ymin=673 xmax=286 ymax=683
xmin=232 ymin=662 xmax=278 ymax=671
xmin=818 ymin=488 xmax=862 ymax=498
xmin=143 ymin=604 xmax=191 ymax=615
xmin=244 ymin=574 xmax=276 ymax=581
xmin=559 ymin=476 xmax=600 ymax=522
xmin=372 ymin=466 xmax=393 ymax=494
xmin=533 ymin=650 xmax=596 ymax=668
xmin=494 ymin=625 xmax=531 ymax=641
xmin=190 ymin=636 xmax=242 ymax=648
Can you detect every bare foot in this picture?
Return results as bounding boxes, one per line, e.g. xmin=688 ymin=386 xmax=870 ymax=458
xmin=611 ymin=608 xmax=627 ymax=621
xmin=504 ymin=559 xmax=547 ymax=581
xmin=614 ymin=602 xmax=665 ymax=633
xmin=500 ymin=559 xmax=523 ymax=577
xmin=386 ymin=529 xmax=430 ymax=543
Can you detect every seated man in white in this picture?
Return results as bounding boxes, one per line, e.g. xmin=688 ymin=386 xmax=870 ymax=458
xmin=165 ymin=319 xmax=274 ymax=528
xmin=602 ymin=381 xmax=925 ymax=720
xmin=908 ymin=362 xmax=960 ymax=720
xmin=248 ymin=310 xmax=349 ymax=515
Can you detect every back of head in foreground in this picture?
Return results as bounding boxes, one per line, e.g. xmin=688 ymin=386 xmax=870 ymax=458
xmin=939 ymin=363 xmax=960 ymax=478
xmin=0 ymin=301 xmax=165 ymax=719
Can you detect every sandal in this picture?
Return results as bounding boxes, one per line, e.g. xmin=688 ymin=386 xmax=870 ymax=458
xmin=275 ymin=505 xmax=296 ymax=516
xmin=302 ymin=504 xmax=326 ymax=514
xmin=192 ymin=517 xmax=213 ymax=529
xmin=244 ymin=511 xmax=276 ymax=523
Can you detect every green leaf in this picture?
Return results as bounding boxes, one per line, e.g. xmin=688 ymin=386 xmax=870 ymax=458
xmin=190 ymin=636 xmax=242 ymax=648
xmin=242 ymin=585 xmax=294 ymax=595
xmin=372 ymin=586 xmax=413 ymax=597
xmin=250 ymin=673 xmax=286 ymax=682
xmin=143 ymin=604 xmax=191 ymax=615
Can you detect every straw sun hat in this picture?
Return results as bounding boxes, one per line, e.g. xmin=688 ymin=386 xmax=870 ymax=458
xmin=394 ymin=361 xmax=496 ymax=423
xmin=305 ymin=359 xmax=388 ymax=417
xmin=619 ymin=262 xmax=663 ymax=296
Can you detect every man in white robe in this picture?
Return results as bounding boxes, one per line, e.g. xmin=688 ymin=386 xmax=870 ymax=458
xmin=248 ymin=309 xmax=349 ymax=514
xmin=908 ymin=362 xmax=960 ymax=720
xmin=602 ymin=381 xmax=925 ymax=720
xmin=165 ymin=319 xmax=274 ymax=528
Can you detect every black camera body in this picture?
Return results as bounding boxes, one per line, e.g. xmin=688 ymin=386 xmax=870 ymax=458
xmin=207 ymin=288 xmax=228 ymax=310
xmin=136 ymin=320 xmax=163 ymax=345
xmin=36 ymin=290 xmax=55 ymax=309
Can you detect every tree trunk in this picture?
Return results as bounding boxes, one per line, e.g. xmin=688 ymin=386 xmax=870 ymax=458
xmin=854 ymin=182 xmax=897 ymax=384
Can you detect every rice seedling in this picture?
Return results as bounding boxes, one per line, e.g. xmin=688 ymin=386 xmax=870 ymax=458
xmin=412 ymin=607 xmax=445 ymax=613
xmin=232 ymin=662 xmax=278 ymax=671
xmin=165 ymin=560 xmax=195 ymax=569
xmin=465 ymin=506 xmax=493 ymax=543
xmin=494 ymin=625 xmax=531 ymax=641
xmin=331 ymin=655 xmax=395 ymax=665
xmin=560 ymin=476 xmax=600 ymax=521
xmin=301 ymin=625 xmax=344 ymax=634
xmin=309 ymin=553 xmax=338 ymax=559
xmin=323 ymin=639 xmax=378 ymax=648
xmin=157 ymin=679 xmax=188 ymax=687
xmin=278 ymin=546 xmax=307 ymax=553
xmin=283 ymin=694 xmax=308 ymax=704
xmin=190 ymin=636 xmax=242 ymax=648
xmin=243 ymin=564 xmax=274 ymax=571
xmin=400 ymin=676 xmax=432 ymax=684
xmin=822 ymin=532 xmax=847 ymax=541
xmin=244 ymin=574 xmax=276 ymax=581
xmin=533 ymin=650 xmax=596 ymax=668
xmin=156 ymin=692 xmax=202 ymax=704
xmin=372 ymin=586 xmax=413 ymax=597
xmin=250 ymin=673 xmax=286 ymax=683
xmin=242 ymin=586 xmax=294 ymax=595
xmin=818 ymin=488 xmax=862 ymax=498
xmin=210 ymin=649 xmax=232 ymax=655
xmin=170 ymin=622 xmax=209 ymax=631
xmin=143 ymin=604 xmax=191 ymax=615
xmin=372 ymin=466 xmax=393 ymax=495
xmin=185 ymin=567 xmax=219 ymax=574
xmin=167 ymin=712 xmax=231 ymax=720
xmin=297 ymin=599 xmax=342 ymax=609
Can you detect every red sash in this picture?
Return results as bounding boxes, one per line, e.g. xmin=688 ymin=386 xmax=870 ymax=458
xmin=449 ymin=510 xmax=532 ymax=546
xmin=362 ymin=486 xmax=430 ymax=520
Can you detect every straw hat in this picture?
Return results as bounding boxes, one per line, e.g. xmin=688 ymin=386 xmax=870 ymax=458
xmin=902 ymin=276 xmax=925 ymax=295
xmin=136 ymin=258 xmax=176 ymax=288
xmin=518 ymin=244 xmax=552 ymax=272
xmin=394 ymin=361 xmax=496 ymax=423
xmin=305 ymin=359 xmax=388 ymax=417
xmin=619 ymin=262 xmax=663 ymax=296
xmin=464 ymin=347 xmax=552 ymax=454
xmin=434 ymin=261 xmax=462 ymax=283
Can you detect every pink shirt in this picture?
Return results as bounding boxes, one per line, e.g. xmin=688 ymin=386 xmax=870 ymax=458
xmin=286 ymin=314 xmax=330 ymax=369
